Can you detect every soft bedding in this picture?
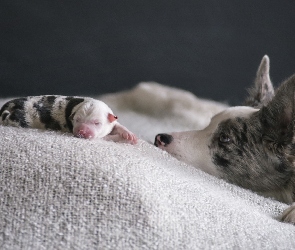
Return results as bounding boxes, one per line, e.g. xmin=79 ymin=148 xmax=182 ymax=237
xmin=0 ymin=82 xmax=295 ymax=249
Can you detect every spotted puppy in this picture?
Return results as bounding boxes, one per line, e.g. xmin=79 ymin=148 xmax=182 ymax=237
xmin=155 ymin=55 xmax=295 ymax=224
xmin=0 ymin=95 xmax=137 ymax=144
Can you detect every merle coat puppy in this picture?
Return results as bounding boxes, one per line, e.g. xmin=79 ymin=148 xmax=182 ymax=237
xmin=155 ymin=55 xmax=295 ymax=224
xmin=0 ymin=95 xmax=137 ymax=144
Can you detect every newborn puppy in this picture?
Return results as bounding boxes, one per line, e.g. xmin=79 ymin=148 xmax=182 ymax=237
xmin=0 ymin=95 xmax=137 ymax=144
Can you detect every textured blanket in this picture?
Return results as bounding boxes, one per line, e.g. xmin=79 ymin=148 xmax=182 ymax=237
xmin=1 ymin=82 xmax=295 ymax=249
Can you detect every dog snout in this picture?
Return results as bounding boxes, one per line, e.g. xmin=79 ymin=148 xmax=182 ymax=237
xmin=75 ymin=125 xmax=95 ymax=139
xmin=154 ymin=133 xmax=174 ymax=147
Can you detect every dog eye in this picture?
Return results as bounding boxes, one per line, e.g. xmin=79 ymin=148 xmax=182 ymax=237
xmin=219 ymin=133 xmax=231 ymax=143
xmin=94 ymin=121 xmax=101 ymax=126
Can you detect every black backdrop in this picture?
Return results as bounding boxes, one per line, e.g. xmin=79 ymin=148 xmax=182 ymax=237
xmin=1 ymin=1 xmax=295 ymax=105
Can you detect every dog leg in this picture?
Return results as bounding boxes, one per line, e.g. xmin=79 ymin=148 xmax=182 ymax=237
xmin=106 ymin=123 xmax=137 ymax=144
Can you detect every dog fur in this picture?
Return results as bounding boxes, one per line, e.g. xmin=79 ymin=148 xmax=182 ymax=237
xmin=155 ymin=55 xmax=295 ymax=224
xmin=0 ymin=95 xmax=137 ymax=144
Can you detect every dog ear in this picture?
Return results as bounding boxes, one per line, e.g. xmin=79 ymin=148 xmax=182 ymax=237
xmin=244 ymin=55 xmax=274 ymax=108
xmin=69 ymin=112 xmax=76 ymax=121
xmin=108 ymin=113 xmax=118 ymax=123
xmin=259 ymin=74 xmax=295 ymax=149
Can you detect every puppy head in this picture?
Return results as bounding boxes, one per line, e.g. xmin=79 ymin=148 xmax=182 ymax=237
xmin=70 ymin=99 xmax=117 ymax=139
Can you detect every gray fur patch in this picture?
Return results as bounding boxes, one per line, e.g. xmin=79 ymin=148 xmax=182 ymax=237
xmin=33 ymin=96 xmax=62 ymax=130
xmin=210 ymin=114 xmax=294 ymax=201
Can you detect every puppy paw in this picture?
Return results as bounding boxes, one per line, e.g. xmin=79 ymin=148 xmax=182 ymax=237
xmin=111 ymin=123 xmax=138 ymax=144
xmin=280 ymin=203 xmax=295 ymax=225
xmin=121 ymin=130 xmax=138 ymax=144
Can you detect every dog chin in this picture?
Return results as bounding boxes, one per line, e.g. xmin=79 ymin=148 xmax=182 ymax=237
xmin=184 ymin=157 xmax=219 ymax=177
xmin=160 ymin=143 xmax=219 ymax=177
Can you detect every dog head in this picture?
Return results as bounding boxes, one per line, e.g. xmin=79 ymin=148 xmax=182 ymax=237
xmin=155 ymin=56 xmax=295 ymax=202
xmin=70 ymin=99 xmax=117 ymax=139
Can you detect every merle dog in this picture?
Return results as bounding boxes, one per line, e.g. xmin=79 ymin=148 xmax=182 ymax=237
xmin=0 ymin=95 xmax=137 ymax=143
xmin=155 ymin=55 xmax=295 ymax=224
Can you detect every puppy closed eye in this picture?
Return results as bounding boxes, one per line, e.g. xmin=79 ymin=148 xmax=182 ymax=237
xmin=93 ymin=120 xmax=101 ymax=126
xmin=219 ymin=133 xmax=231 ymax=143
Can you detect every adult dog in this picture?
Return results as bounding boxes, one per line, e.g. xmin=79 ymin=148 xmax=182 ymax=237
xmin=155 ymin=55 xmax=295 ymax=224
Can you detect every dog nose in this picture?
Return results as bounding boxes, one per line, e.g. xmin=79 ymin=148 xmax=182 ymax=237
xmin=154 ymin=133 xmax=174 ymax=147
xmin=77 ymin=129 xmax=89 ymax=138
xmin=76 ymin=127 xmax=94 ymax=139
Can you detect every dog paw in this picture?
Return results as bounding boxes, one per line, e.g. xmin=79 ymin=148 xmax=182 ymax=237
xmin=111 ymin=123 xmax=138 ymax=144
xmin=280 ymin=203 xmax=295 ymax=225
xmin=121 ymin=131 xmax=138 ymax=144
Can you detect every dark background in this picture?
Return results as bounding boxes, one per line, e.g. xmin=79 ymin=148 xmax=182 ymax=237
xmin=1 ymin=1 xmax=295 ymax=105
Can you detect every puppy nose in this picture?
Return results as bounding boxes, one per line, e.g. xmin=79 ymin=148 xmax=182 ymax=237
xmin=154 ymin=133 xmax=174 ymax=147
xmin=77 ymin=128 xmax=93 ymax=139
xmin=77 ymin=129 xmax=88 ymax=138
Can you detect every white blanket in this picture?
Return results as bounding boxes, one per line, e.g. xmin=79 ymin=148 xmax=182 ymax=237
xmin=0 ymin=82 xmax=295 ymax=249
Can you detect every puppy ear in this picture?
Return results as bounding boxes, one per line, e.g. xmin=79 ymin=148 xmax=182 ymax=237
xmin=69 ymin=112 xmax=76 ymax=121
xmin=107 ymin=113 xmax=118 ymax=123
xmin=259 ymin=74 xmax=295 ymax=149
xmin=244 ymin=55 xmax=274 ymax=108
